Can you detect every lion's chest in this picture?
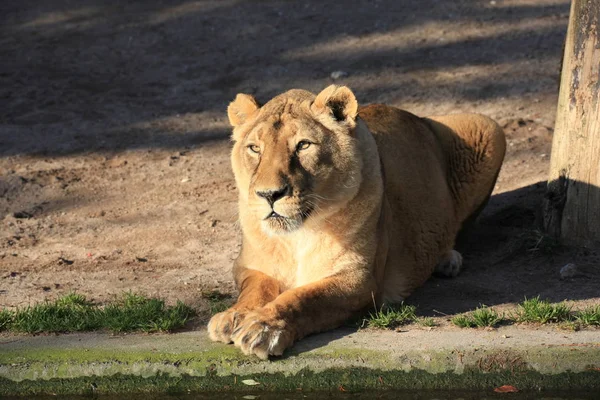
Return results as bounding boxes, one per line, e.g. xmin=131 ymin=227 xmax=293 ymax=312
xmin=267 ymin=233 xmax=340 ymax=290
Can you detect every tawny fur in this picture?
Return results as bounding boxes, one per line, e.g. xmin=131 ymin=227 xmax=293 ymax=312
xmin=208 ymin=86 xmax=506 ymax=359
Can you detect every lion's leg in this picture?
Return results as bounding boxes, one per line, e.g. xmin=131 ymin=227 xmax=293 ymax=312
xmin=434 ymin=249 xmax=463 ymax=278
xmin=208 ymin=268 xmax=280 ymax=343
xmin=229 ymin=271 xmax=376 ymax=359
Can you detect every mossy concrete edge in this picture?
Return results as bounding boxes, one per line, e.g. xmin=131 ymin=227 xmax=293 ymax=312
xmin=1 ymin=328 xmax=599 ymax=395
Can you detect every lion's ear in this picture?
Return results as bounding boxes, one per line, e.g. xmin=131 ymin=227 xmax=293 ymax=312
xmin=227 ymin=93 xmax=260 ymax=127
xmin=311 ymin=85 xmax=358 ymax=124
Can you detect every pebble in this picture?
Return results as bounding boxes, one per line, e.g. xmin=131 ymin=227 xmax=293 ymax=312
xmin=560 ymin=263 xmax=578 ymax=279
xmin=330 ymin=70 xmax=349 ymax=80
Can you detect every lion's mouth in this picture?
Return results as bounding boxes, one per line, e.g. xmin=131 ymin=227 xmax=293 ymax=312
xmin=261 ymin=205 xmax=313 ymax=234
xmin=265 ymin=211 xmax=283 ymax=220
xmin=264 ymin=206 xmax=312 ymax=222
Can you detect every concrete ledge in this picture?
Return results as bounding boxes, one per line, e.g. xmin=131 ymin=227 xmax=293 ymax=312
xmin=1 ymin=327 xmax=600 ymax=396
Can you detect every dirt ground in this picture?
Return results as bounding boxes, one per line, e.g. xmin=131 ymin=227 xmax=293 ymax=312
xmin=1 ymin=0 xmax=598 ymax=322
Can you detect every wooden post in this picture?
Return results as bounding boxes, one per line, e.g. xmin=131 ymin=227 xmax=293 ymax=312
xmin=545 ymin=0 xmax=600 ymax=246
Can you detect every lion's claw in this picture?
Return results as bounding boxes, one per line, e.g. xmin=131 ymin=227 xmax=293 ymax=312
xmin=230 ymin=311 xmax=294 ymax=360
xmin=208 ymin=309 xmax=247 ymax=343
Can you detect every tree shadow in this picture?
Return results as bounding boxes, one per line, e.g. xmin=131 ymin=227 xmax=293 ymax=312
xmin=409 ymin=180 xmax=600 ymax=316
xmin=0 ymin=0 xmax=569 ymax=157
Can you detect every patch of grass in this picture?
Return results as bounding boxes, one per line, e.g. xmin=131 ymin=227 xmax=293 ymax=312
xmin=201 ymin=290 xmax=234 ymax=315
xmin=11 ymin=293 xmax=103 ymax=333
xmin=515 ymin=296 xmax=572 ymax=324
xmin=0 ymin=309 xmax=14 ymax=331
xmin=575 ymin=305 xmax=600 ymax=326
xmin=451 ymin=314 xmax=475 ymax=328
xmin=472 ymin=306 xmax=503 ymax=327
xmin=2 ymin=292 xmax=195 ymax=334
xmin=103 ymin=292 xmax=195 ymax=333
xmin=418 ymin=317 xmax=437 ymax=327
xmin=365 ymin=303 xmax=417 ymax=329
xmin=452 ymin=306 xmax=502 ymax=328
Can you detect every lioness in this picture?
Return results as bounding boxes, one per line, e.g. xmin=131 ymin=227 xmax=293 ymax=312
xmin=208 ymin=85 xmax=506 ymax=359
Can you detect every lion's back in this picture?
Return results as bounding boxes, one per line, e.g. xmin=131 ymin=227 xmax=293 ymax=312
xmin=359 ymin=104 xmax=457 ymax=299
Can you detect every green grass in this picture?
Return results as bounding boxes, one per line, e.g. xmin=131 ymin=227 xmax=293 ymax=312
xmin=3 ymin=292 xmax=597 ymax=335
xmin=471 ymin=306 xmax=503 ymax=327
xmin=451 ymin=314 xmax=475 ymax=328
xmin=1 ymin=292 xmax=195 ymax=334
xmin=102 ymin=293 xmax=195 ymax=332
xmin=0 ymin=309 xmax=13 ymax=331
xmin=515 ymin=296 xmax=572 ymax=324
xmin=201 ymin=290 xmax=234 ymax=315
xmin=418 ymin=317 xmax=437 ymax=327
xmin=365 ymin=303 xmax=417 ymax=329
xmin=575 ymin=305 xmax=600 ymax=326
xmin=11 ymin=293 xmax=102 ymax=333
xmin=451 ymin=306 xmax=503 ymax=328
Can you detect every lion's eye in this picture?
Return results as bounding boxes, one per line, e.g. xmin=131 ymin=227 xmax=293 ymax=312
xmin=248 ymin=144 xmax=261 ymax=154
xmin=296 ymin=141 xmax=311 ymax=152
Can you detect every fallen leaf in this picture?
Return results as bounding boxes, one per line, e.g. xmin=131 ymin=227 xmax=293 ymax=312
xmin=494 ymin=385 xmax=519 ymax=393
xmin=243 ymin=396 xmax=258 ymax=399
xmin=241 ymin=379 xmax=260 ymax=386
xmin=338 ymin=385 xmax=346 ymax=392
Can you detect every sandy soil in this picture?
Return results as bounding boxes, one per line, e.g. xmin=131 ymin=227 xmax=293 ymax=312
xmin=1 ymin=0 xmax=598 ymax=320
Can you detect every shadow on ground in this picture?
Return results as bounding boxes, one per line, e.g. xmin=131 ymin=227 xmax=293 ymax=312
xmin=0 ymin=0 xmax=569 ymax=156
xmin=409 ymin=180 xmax=600 ymax=316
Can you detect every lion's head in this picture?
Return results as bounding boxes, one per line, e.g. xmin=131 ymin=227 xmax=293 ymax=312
xmin=228 ymin=86 xmax=364 ymax=235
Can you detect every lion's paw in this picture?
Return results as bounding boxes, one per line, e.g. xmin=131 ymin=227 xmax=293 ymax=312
xmin=230 ymin=311 xmax=294 ymax=360
xmin=208 ymin=308 xmax=247 ymax=344
xmin=434 ymin=249 xmax=463 ymax=278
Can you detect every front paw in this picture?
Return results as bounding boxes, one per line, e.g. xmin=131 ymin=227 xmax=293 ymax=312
xmin=230 ymin=310 xmax=295 ymax=360
xmin=208 ymin=308 xmax=246 ymax=343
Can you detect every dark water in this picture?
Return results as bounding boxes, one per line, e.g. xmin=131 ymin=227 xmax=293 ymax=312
xmin=7 ymin=391 xmax=600 ymax=400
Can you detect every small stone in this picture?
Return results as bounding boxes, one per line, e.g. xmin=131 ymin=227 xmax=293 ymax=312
xmin=13 ymin=211 xmax=32 ymax=219
xmin=330 ymin=70 xmax=349 ymax=80
xmin=58 ymin=257 xmax=74 ymax=265
xmin=560 ymin=263 xmax=578 ymax=279
xmin=181 ymin=177 xmax=190 ymax=183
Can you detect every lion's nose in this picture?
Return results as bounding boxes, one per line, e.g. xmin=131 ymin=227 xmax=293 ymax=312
xmin=256 ymin=184 xmax=289 ymax=206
